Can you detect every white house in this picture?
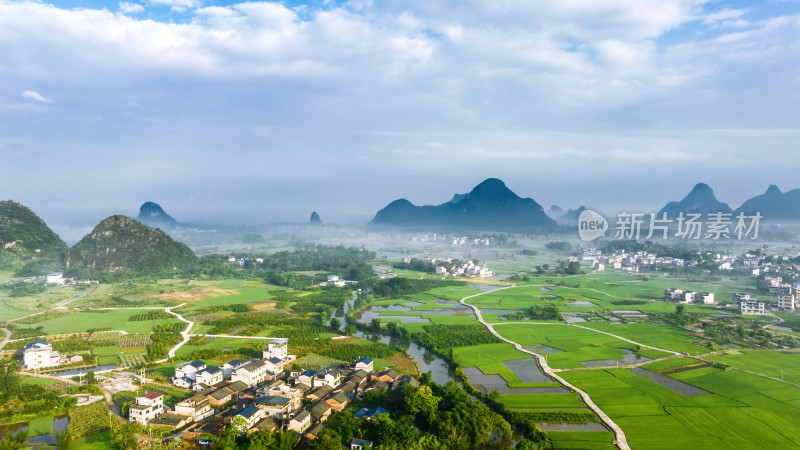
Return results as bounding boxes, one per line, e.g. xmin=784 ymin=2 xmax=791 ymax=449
xmin=175 ymin=361 xmax=206 ymax=381
xmin=354 ymin=357 xmax=373 ymax=373
xmin=129 ymin=392 xmax=165 ymax=425
xmin=195 ymin=367 xmax=224 ymax=387
xmin=23 ymin=340 xmax=59 ymax=370
xmin=778 ymin=295 xmax=796 ymax=312
xmin=45 ymin=273 xmax=65 ymax=285
xmin=263 ymin=339 xmax=288 ymax=360
xmin=231 ymin=360 xmax=272 ymax=388
xmin=174 ymin=394 xmax=213 ymax=422
xmin=288 ymin=410 xmax=312 ymax=433
xmin=697 ymin=292 xmax=715 ymax=304
xmin=314 ymin=368 xmax=342 ymax=388
xmin=740 ymin=300 xmax=766 ymax=315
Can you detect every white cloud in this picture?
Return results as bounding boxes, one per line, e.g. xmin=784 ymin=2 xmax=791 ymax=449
xmin=21 ymin=90 xmax=53 ymax=103
xmin=118 ymin=2 xmax=144 ymax=14
xmin=148 ymin=0 xmax=201 ymax=13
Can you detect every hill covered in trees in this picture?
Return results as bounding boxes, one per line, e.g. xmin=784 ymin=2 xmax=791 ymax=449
xmin=67 ymin=215 xmax=197 ymax=275
xmin=0 ymin=200 xmax=67 ymax=273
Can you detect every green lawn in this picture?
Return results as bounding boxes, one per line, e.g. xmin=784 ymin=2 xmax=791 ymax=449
xmin=91 ymin=346 xmax=120 ymax=356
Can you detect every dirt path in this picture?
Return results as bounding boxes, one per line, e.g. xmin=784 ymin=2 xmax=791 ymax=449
xmin=459 ymin=285 xmax=631 ymax=450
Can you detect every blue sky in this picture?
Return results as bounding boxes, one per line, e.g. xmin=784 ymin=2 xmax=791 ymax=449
xmin=1 ymin=0 xmax=799 ymax=240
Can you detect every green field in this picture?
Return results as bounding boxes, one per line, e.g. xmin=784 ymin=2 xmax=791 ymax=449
xmin=72 ymin=430 xmax=112 ymax=450
xmin=704 ymin=351 xmax=800 ymax=384
xmin=91 ymin=346 xmax=120 ymax=356
xmin=451 ymin=343 xmax=529 ymax=367
xmin=27 ymin=415 xmax=53 ymax=436
xmin=560 ymin=366 xmax=800 ymax=449
xmin=496 ymin=393 xmax=586 ymax=408
xmin=579 ymin=322 xmax=705 ymax=355
xmin=174 ymin=336 xmax=268 ymax=357
xmin=32 ymin=309 xmax=181 ymax=334
xmin=493 ymin=324 xmax=648 ymax=369
xmin=548 ymin=431 xmax=615 ymax=450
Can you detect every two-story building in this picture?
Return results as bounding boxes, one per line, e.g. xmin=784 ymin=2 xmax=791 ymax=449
xmin=174 ymin=394 xmax=213 ymax=422
xmin=129 ymin=392 xmax=165 ymax=425
xmin=22 ymin=340 xmax=59 ymax=370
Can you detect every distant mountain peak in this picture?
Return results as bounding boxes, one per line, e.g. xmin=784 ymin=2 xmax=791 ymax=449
xmin=137 ymin=201 xmax=176 ymax=228
xmin=658 ymin=183 xmax=731 ymax=216
xmin=369 ymin=178 xmax=556 ymax=231
xmin=310 ymin=211 xmax=322 ymax=224
xmin=766 ymin=185 xmax=782 ymax=195
xmin=468 ymin=178 xmax=516 ymax=201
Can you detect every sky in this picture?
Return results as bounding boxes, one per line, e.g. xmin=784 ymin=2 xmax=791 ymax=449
xmin=1 ymin=0 xmax=800 ymax=241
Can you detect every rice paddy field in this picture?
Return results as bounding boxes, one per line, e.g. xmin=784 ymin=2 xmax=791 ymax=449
xmin=560 ymin=365 xmax=800 ymax=449
xmin=704 ymin=351 xmax=800 ymax=384
xmin=492 ymin=323 xmax=658 ymax=369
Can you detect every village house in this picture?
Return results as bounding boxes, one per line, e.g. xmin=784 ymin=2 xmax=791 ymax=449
xmin=231 ymin=360 xmax=273 ymax=388
xmin=195 ymin=366 xmax=224 ymax=387
xmin=374 ymin=369 xmax=399 ymax=384
xmin=353 ymin=357 xmax=373 ymax=372
xmin=174 ymin=394 xmax=213 ymax=422
xmin=353 ymin=406 xmax=389 ymax=421
xmin=307 ymin=385 xmax=334 ymax=402
xmin=128 ymin=392 xmax=165 ymax=425
xmin=314 ymin=368 xmax=342 ymax=387
xmin=308 ymin=401 xmax=332 ymax=423
xmin=324 ymin=391 xmax=351 ymax=411
xmin=23 ymin=340 xmax=59 ymax=370
xmin=351 ymin=438 xmax=374 ymax=449
xmin=234 ymin=405 xmax=264 ymax=431
xmin=254 ymin=395 xmax=292 ymax=418
xmin=220 ymin=359 xmax=243 ymax=379
xmin=287 ymin=410 xmax=312 ymax=433
xmin=778 ymin=294 xmax=796 ymax=312
xmin=740 ymin=300 xmax=766 ymax=315
xmin=175 ymin=361 xmax=206 ymax=381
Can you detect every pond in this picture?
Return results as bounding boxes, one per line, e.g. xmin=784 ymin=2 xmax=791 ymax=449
xmin=48 ymin=364 xmax=117 ymax=377
xmin=0 ymin=414 xmax=69 ymax=446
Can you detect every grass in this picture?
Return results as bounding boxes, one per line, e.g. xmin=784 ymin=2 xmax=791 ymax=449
xmin=22 ymin=376 xmax=57 ymax=386
xmin=91 ymin=346 xmax=120 ymax=356
xmin=475 ymin=362 xmax=561 ymax=388
xmin=72 ymin=430 xmax=112 ymax=450
xmin=33 ymin=309 xmax=181 ymax=334
xmin=372 ymin=358 xmax=395 ymax=371
xmin=27 ymin=415 xmax=53 ymax=436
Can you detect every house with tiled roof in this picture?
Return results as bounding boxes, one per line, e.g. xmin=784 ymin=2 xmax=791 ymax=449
xmin=129 ymin=392 xmax=165 ymax=425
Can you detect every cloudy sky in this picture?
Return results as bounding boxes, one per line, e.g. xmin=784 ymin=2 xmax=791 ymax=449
xmin=2 ymin=0 xmax=799 ymax=239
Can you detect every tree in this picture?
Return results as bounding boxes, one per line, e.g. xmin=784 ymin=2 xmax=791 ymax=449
xmin=55 ymin=429 xmax=71 ymax=450
xmin=311 ymin=428 xmax=343 ymax=449
xmin=247 ymin=430 xmax=277 ymax=449
xmin=404 ymin=385 xmax=441 ymax=427
xmin=85 ymin=370 xmax=97 ymax=384
xmin=330 ymin=317 xmax=341 ymax=331
xmin=109 ymin=423 xmax=140 ymax=450
xmin=0 ymin=358 xmax=21 ymax=400
xmin=675 ymin=304 xmax=685 ymax=315
xmin=565 ymin=261 xmax=582 ymax=275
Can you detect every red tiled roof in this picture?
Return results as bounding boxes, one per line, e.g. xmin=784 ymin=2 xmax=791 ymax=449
xmin=143 ymin=392 xmax=163 ymax=400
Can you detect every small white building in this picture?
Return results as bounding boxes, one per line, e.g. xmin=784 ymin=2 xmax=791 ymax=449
xmin=697 ymin=292 xmax=715 ymax=304
xmin=263 ymin=339 xmax=288 ymax=360
xmin=740 ymin=300 xmax=766 ymax=315
xmin=175 ymin=360 xmax=206 ymax=381
xmin=129 ymin=392 xmax=165 ymax=425
xmin=23 ymin=340 xmax=59 ymax=370
xmin=778 ymin=295 xmax=796 ymax=312
xmin=287 ymin=410 xmax=312 ymax=433
xmin=45 ymin=273 xmax=65 ymax=285
xmin=314 ymin=368 xmax=342 ymax=388
xmin=231 ymin=360 xmax=272 ymax=388
xmin=195 ymin=367 xmax=224 ymax=386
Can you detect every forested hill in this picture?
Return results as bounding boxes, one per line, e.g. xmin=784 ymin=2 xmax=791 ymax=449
xmin=0 ymin=200 xmax=67 ymax=272
xmin=67 ymin=215 xmax=197 ymax=274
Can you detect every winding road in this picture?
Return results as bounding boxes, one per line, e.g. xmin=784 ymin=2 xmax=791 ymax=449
xmin=459 ymin=285 xmax=632 ymax=450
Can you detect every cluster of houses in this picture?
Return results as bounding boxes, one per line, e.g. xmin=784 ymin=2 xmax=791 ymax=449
xmin=132 ymin=339 xmax=419 ymax=447
xmin=17 ymin=272 xmax=98 ymax=287
xmin=21 ymin=340 xmax=83 ymax=370
xmin=319 ymin=275 xmax=356 ymax=287
xmin=400 ymin=257 xmax=492 ymax=278
xmin=410 ymin=234 xmax=493 ymax=246
xmin=763 ymin=276 xmax=799 ymax=312
xmin=664 ymin=288 xmax=716 ymax=305
xmin=577 ymin=248 xmax=689 ymax=273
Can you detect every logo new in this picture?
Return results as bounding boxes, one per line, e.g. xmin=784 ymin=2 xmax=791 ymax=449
xmin=578 ymin=209 xmax=607 ymax=242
